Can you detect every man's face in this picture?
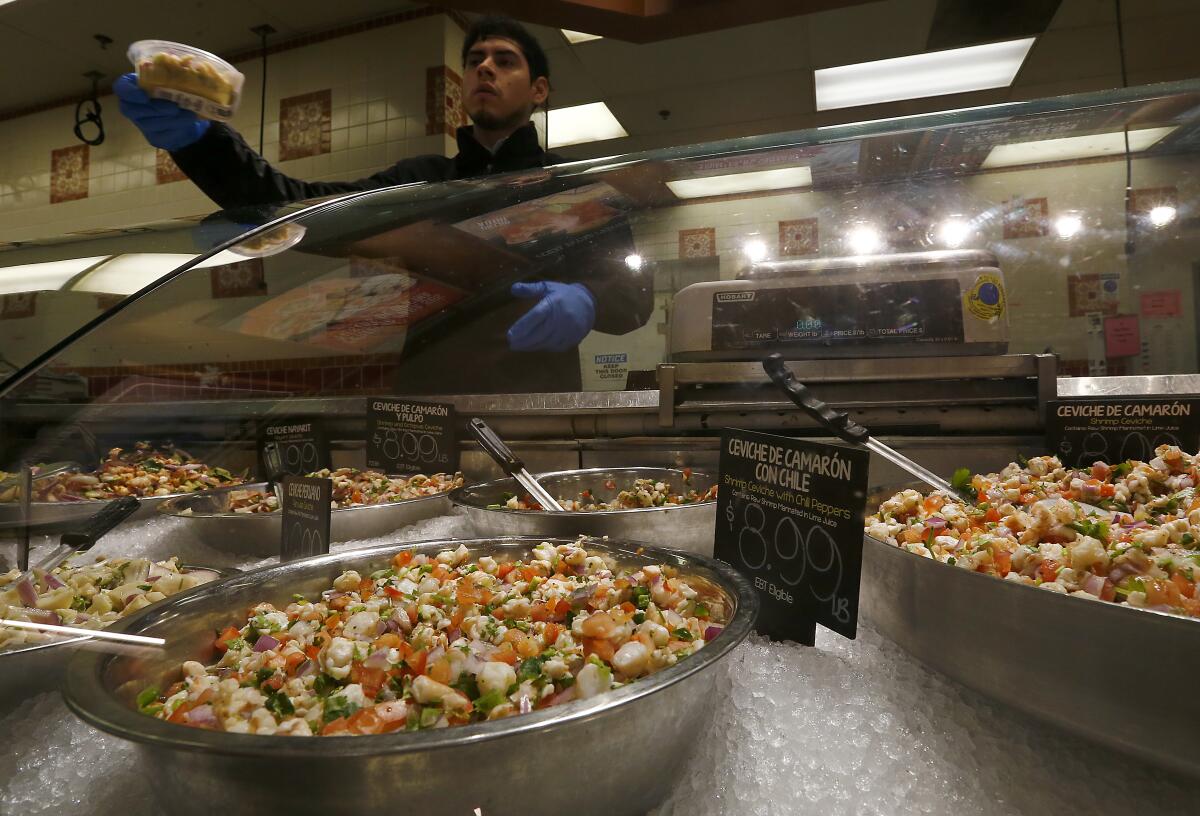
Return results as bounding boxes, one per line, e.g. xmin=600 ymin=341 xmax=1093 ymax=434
xmin=463 ymin=36 xmax=548 ymax=131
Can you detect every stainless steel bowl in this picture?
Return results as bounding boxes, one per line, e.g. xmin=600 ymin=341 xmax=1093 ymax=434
xmin=450 ymin=468 xmax=718 ymax=556
xmin=65 ymin=537 xmax=757 ymax=816
xmin=861 ymin=486 xmax=1200 ymax=779
xmin=0 ymin=564 xmax=236 ymax=716
xmin=0 ymin=489 xmax=217 ymax=536
xmin=157 ymin=481 xmax=454 ymax=556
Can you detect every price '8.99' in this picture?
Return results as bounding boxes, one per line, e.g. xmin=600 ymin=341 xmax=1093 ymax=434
xmin=726 ymin=500 xmax=850 ymax=624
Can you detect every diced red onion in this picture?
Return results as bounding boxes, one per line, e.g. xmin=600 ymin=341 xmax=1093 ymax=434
xmin=926 ymin=517 xmax=947 ymax=531
xmin=43 ymin=572 xmax=66 ymax=590
xmin=546 ymin=685 xmax=578 ymax=707
xmin=426 ymin=645 xmax=445 ymax=666
xmin=16 ymin=578 xmax=38 ymax=607
xmin=17 ymin=606 xmax=60 ymax=626
xmin=184 ymin=704 xmax=217 ymax=727
xmin=323 ymin=590 xmax=347 ymax=601
xmin=295 ymin=659 xmax=316 ymax=677
xmin=519 ymin=695 xmax=533 ymax=714
xmin=252 ymin=634 xmax=279 ymax=652
xmin=1108 ymin=565 xmax=1134 ymax=584
xmin=1122 ymin=521 xmax=1149 ymax=530
xmin=1146 ymin=603 xmax=1173 ymax=613
xmin=374 ymin=620 xmax=388 ymax=638
xmin=1083 ymin=573 xmax=1106 ymax=597
xmin=363 ymin=649 xmax=390 ymax=669
xmin=445 ymin=628 xmax=462 ymax=644
xmin=703 ymin=625 xmax=724 ymax=641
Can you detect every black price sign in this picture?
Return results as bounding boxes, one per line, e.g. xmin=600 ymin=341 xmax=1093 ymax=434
xmin=258 ymin=418 xmax=331 ymax=478
xmin=280 ymin=476 xmax=332 ymax=562
xmin=715 ymin=428 xmax=870 ymax=644
xmin=1046 ymin=398 xmax=1200 ymax=468
xmin=366 ymin=399 xmax=458 ymax=474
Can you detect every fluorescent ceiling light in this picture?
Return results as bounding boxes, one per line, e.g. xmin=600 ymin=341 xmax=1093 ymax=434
xmin=666 ymin=166 xmax=812 ymax=199
xmin=0 ymin=256 xmax=109 ymax=295
xmin=814 ymin=37 xmax=1035 ymax=111
xmin=540 ymin=102 xmax=627 ymax=149
xmin=562 ymin=29 xmax=602 ymax=44
xmin=980 ymin=126 xmax=1176 ymax=169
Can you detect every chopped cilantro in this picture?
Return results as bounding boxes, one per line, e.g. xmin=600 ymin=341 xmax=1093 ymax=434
xmin=632 ymin=612 xmax=645 ymax=625
xmin=70 ymin=595 xmax=89 ymax=611
xmin=1068 ymin=518 xmax=1109 ymax=543
xmin=1111 ymin=461 xmax=1133 ymax=477
xmin=1183 ymin=533 xmax=1196 ymax=548
xmin=1016 ymin=454 xmax=1030 ymax=468
xmin=947 ymin=557 xmax=957 ymax=566
xmin=322 ymin=694 xmax=359 ymax=724
xmin=673 ymin=628 xmax=694 ymax=642
xmin=451 ymin=674 xmax=480 ymax=700
xmin=291 ymin=593 xmax=306 ymax=602
xmin=137 ymin=584 xmax=153 ymax=591
xmin=313 ymin=673 xmax=341 ymax=697
xmin=255 ymin=668 xmax=274 ymax=687
xmin=223 ymin=638 xmax=247 ymax=652
xmin=265 ymin=689 xmax=294 ymax=717
xmin=559 ymin=675 xmax=576 ymax=688
xmin=472 ymin=690 xmax=506 ymax=714
xmin=517 ymin=656 xmax=544 ymax=684
xmin=950 ymin=467 xmax=974 ymax=501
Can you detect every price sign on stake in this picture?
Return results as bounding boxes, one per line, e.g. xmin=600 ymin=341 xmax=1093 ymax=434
xmin=1046 ymin=398 xmax=1200 ymax=469
xmin=366 ymin=398 xmax=459 ymax=474
xmin=715 ymin=428 xmax=870 ymax=643
xmin=258 ymin=418 xmax=331 ymax=478
xmin=280 ymin=475 xmax=332 ymax=562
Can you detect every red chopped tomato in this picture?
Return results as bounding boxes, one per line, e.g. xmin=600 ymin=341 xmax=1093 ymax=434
xmin=214 ymin=625 xmax=241 ymax=652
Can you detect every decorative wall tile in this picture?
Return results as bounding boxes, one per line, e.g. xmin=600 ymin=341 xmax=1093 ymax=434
xmin=778 ymin=218 xmax=819 ymax=255
xmin=679 ymin=227 xmax=716 ymax=258
xmin=1067 ymin=274 xmax=1118 ymax=317
xmin=279 ymin=90 xmax=332 ymax=161
xmin=426 ymin=66 xmax=466 ymax=137
xmin=50 ymin=145 xmax=88 ymax=203
xmin=210 ymin=259 xmax=267 ymax=298
xmin=156 ymin=149 xmax=187 ymax=184
xmin=1002 ymin=197 xmax=1048 ymax=239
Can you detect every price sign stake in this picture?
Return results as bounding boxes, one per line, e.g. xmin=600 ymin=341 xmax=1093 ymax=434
xmin=1046 ymin=397 xmax=1200 ymax=468
xmin=258 ymin=418 xmax=331 ymax=478
xmin=715 ymin=428 xmax=870 ymax=644
xmin=366 ymin=398 xmax=459 ymax=474
xmin=280 ymin=475 xmax=332 ymax=562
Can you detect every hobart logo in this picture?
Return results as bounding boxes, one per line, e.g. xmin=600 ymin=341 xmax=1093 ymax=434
xmin=715 ymin=291 xmax=756 ymax=303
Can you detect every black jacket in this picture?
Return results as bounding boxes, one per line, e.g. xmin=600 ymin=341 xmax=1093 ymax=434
xmin=171 ymin=123 xmax=652 ymax=394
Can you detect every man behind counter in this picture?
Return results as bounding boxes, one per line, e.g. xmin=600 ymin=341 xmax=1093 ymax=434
xmin=115 ymin=15 xmax=651 ymax=393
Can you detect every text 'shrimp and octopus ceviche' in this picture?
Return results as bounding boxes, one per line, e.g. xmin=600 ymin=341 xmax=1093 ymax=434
xmin=138 ymin=539 xmax=728 ymax=735
xmin=867 ymin=446 xmax=1200 ymax=618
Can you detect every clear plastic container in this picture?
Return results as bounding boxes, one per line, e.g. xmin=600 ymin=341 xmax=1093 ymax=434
xmin=127 ymin=40 xmax=244 ymax=122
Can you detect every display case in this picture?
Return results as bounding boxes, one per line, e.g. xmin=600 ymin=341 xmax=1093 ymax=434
xmin=3 ymin=78 xmax=1200 ymax=815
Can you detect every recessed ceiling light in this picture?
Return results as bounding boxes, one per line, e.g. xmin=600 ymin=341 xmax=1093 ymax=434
xmin=814 ymin=37 xmax=1036 ymax=111
xmin=845 ymin=225 xmax=883 ymax=255
xmin=0 ymin=256 xmax=109 ymax=296
xmin=742 ymin=240 xmax=768 ymax=263
xmin=981 ymin=126 xmax=1176 ymax=169
xmin=536 ymin=102 xmax=627 ymax=149
xmin=666 ymin=166 xmax=813 ymax=200
xmin=937 ymin=218 xmax=972 ymax=248
xmin=1148 ymin=205 xmax=1177 ymax=227
xmin=1054 ymin=213 xmax=1083 ymax=240
xmin=562 ymin=29 xmax=602 ymax=44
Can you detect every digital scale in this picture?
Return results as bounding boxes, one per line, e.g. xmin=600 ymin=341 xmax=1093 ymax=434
xmin=669 ymin=249 xmax=1009 ymax=361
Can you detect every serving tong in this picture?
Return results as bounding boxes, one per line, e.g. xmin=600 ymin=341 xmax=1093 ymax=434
xmin=762 ymin=354 xmax=1110 ymax=516
xmin=468 ymin=417 xmax=565 ymax=512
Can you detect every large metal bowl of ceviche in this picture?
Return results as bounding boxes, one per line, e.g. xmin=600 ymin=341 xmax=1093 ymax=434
xmin=861 ymin=448 xmax=1200 ymax=779
xmin=158 ymin=469 xmax=463 ymax=556
xmin=450 ymin=467 xmax=719 ymax=555
xmin=65 ymin=536 xmax=757 ymax=816
xmin=0 ymin=557 xmax=232 ymax=713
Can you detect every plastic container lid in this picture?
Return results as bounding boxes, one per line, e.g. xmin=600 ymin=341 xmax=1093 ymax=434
xmin=127 ymin=40 xmax=244 ymax=122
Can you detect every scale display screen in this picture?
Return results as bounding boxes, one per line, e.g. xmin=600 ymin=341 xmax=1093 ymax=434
xmin=710 ymin=279 xmax=965 ymax=351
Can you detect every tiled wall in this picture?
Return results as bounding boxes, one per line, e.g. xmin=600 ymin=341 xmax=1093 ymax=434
xmin=0 ymin=11 xmax=466 ymax=244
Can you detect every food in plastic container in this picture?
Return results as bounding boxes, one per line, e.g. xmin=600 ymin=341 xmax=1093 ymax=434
xmin=499 ymin=470 xmax=717 ymax=511
xmin=218 ymin=469 xmax=464 ymax=514
xmin=127 ymin=40 xmax=244 ymax=121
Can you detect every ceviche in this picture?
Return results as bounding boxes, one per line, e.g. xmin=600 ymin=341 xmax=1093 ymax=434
xmin=497 ymin=471 xmax=717 ymax=512
xmin=0 ymin=557 xmax=220 ymax=650
xmin=220 ymin=469 xmax=463 ymax=514
xmin=138 ymin=539 xmax=727 ymax=736
xmin=0 ymin=442 xmax=243 ymax=503
xmin=866 ymin=446 xmax=1200 ymax=618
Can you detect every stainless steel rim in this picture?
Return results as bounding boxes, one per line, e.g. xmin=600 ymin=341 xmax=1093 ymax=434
xmin=65 ymin=536 xmax=758 ymax=759
xmin=449 ymin=467 xmax=717 ymax=518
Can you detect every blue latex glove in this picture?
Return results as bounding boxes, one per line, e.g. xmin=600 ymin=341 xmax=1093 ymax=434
xmin=507 ymin=281 xmax=596 ymax=352
xmin=114 ymin=73 xmax=210 ymax=151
